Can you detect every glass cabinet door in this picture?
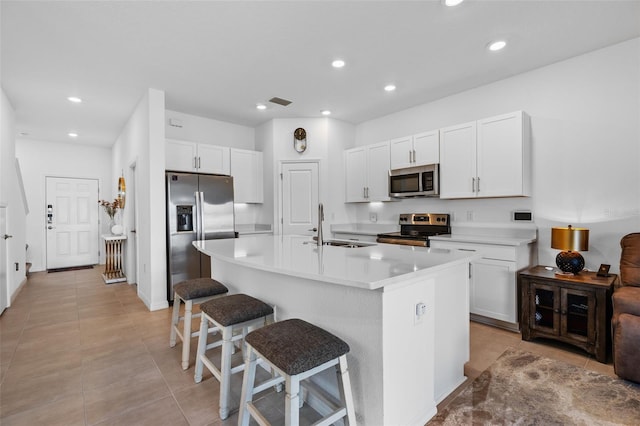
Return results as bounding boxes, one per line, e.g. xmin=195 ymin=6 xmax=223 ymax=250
xmin=530 ymin=282 xmax=560 ymax=335
xmin=561 ymin=288 xmax=595 ymax=343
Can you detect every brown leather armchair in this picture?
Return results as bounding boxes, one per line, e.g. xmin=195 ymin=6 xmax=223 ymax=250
xmin=612 ymin=233 xmax=640 ymax=383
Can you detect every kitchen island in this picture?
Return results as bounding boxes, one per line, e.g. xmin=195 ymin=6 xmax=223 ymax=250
xmin=193 ymin=235 xmax=475 ymax=425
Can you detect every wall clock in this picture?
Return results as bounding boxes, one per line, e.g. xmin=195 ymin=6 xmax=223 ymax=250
xmin=293 ymin=128 xmax=307 ymax=153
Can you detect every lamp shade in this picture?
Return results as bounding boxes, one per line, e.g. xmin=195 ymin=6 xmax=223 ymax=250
xmin=551 ymin=225 xmax=589 ymax=251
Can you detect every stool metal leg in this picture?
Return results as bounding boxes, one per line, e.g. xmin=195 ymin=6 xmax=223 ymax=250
xmin=169 ymin=293 xmax=180 ymax=347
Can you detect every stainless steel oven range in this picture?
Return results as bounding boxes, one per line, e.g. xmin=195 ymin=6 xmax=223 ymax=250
xmin=376 ymin=213 xmax=450 ymax=247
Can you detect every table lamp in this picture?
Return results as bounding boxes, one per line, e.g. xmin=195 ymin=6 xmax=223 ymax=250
xmin=551 ymin=225 xmax=589 ymax=275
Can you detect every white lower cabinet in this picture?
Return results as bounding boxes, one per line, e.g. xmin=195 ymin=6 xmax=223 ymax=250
xmin=430 ymin=238 xmax=535 ymax=330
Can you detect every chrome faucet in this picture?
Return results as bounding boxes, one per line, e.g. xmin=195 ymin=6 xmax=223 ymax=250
xmin=316 ymin=203 xmax=324 ymax=246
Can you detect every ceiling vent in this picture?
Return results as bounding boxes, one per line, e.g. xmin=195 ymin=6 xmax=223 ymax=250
xmin=269 ymin=97 xmax=292 ymax=107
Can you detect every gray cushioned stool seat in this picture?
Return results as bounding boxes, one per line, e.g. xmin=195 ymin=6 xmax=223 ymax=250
xmin=246 ymin=318 xmax=350 ymax=376
xmin=200 ymin=293 xmax=273 ymax=327
xmin=174 ymin=278 xmax=228 ymax=300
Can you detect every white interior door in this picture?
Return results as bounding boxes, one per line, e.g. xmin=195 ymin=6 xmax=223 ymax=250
xmin=46 ymin=177 xmax=99 ymax=269
xmin=281 ymin=162 xmax=319 ymax=236
xmin=0 ymin=207 xmax=8 ymax=314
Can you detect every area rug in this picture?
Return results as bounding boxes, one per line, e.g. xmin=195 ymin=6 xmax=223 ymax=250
xmin=428 ymin=348 xmax=640 ymax=425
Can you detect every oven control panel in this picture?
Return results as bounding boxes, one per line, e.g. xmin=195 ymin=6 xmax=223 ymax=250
xmin=399 ymin=213 xmax=449 ymax=226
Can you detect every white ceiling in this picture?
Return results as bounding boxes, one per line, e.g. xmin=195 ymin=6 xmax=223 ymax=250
xmin=2 ymin=1 xmax=640 ymax=148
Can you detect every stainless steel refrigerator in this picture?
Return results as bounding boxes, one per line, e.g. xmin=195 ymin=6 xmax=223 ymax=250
xmin=166 ymin=172 xmax=235 ymax=301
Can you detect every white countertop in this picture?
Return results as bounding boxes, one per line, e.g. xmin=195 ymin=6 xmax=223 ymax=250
xmin=430 ymin=222 xmax=537 ymax=246
xmin=235 ymin=224 xmax=273 ymax=235
xmin=194 ymin=234 xmax=475 ymax=290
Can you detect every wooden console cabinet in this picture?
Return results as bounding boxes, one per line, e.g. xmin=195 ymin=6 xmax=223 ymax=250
xmin=519 ymin=266 xmax=617 ymax=362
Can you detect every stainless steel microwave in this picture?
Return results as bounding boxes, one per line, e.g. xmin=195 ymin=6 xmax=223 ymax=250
xmin=389 ymin=164 xmax=439 ymax=198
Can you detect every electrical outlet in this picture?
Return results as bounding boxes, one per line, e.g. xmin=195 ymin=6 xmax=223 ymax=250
xmin=414 ymin=301 xmax=426 ymax=325
xmin=369 ymin=213 xmax=377 ymax=222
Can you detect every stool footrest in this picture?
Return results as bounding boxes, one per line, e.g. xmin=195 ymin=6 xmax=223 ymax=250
xmin=246 ymin=402 xmax=269 ymax=426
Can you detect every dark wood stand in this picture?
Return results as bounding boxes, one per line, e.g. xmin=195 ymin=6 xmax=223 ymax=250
xmin=519 ymin=266 xmax=617 ymax=363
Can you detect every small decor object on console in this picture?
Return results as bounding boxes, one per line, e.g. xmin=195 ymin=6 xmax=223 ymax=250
xmin=98 ymin=198 xmax=123 ymax=235
xmin=551 ymin=225 xmax=589 ymax=275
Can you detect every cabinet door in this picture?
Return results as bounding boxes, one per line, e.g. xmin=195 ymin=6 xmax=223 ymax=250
xmin=389 ymin=136 xmax=413 ymax=170
xmin=412 ymin=130 xmax=439 ymax=166
xmin=366 ymin=141 xmax=391 ymax=201
xmin=344 ymin=147 xmax=367 ymax=202
xmin=198 ymin=144 xmax=230 ymax=175
xmin=471 ymin=259 xmax=517 ymax=323
xmin=439 ymin=121 xmax=476 ymax=199
xmin=477 ymin=111 xmax=528 ymax=197
xmin=561 ymin=288 xmax=595 ymax=344
xmin=529 ymin=282 xmax=560 ymax=335
xmin=230 ymin=149 xmax=263 ymax=203
xmin=166 ymin=139 xmax=197 ymax=172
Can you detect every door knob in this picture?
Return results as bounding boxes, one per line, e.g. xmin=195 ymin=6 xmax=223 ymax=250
xmin=3 ymin=234 xmax=12 ymax=240
xmin=47 ymin=226 xmax=55 ymax=230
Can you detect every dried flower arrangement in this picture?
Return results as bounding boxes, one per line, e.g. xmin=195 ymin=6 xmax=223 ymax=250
xmin=98 ymin=198 xmax=122 ymax=220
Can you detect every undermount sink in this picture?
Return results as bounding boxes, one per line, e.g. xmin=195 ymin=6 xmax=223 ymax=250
xmin=322 ymin=240 xmax=375 ymax=248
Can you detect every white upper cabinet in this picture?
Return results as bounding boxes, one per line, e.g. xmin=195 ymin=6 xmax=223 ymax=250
xmin=344 ymin=141 xmax=392 ymax=202
xmin=198 ymin=144 xmax=231 ymax=175
xmin=476 ymin=111 xmax=530 ymax=198
xmin=165 ymin=138 xmax=231 ymax=175
xmin=439 ymin=111 xmax=530 ymax=199
xmin=390 ymin=130 xmax=439 ymax=170
xmin=230 ymin=148 xmax=263 ymax=203
xmin=440 ymin=121 xmax=477 ymax=199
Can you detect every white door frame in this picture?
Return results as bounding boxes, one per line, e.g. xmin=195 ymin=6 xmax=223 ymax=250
xmin=277 ymin=159 xmax=321 ymax=236
xmin=128 ymin=160 xmax=140 ymax=285
xmin=0 ymin=205 xmax=8 ymax=314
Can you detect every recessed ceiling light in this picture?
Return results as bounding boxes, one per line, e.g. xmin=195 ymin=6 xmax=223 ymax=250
xmin=488 ymin=40 xmax=507 ymax=51
xmin=384 ymin=84 xmax=396 ymax=92
xmin=321 ymin=110 xmax=331 ymax=116
xmin=67 ymin=96 xmax=82 ymax=103
xmin=443 ymin=0 xmax=465 ymax=6
xmin=68 ymin=132 xmax=78 ymax=138
xmin=332 ymin=59 xmax=345 ymax=68
xmin=256 ymin=103 xmax=266 ymax=110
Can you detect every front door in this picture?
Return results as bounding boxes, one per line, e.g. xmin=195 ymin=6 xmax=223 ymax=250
xmin=46 ymin=177 xmax=99 ymax=269
xmin=281 ymin=162 xmax=319 ymax=236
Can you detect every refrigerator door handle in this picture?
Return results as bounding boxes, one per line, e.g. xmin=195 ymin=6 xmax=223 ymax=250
xmin=198 ymin=191 xmax=206 ymax=240
xmin=194 ymin=191 xmax=201 ymax=240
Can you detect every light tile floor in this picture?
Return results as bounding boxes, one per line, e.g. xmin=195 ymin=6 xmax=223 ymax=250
xmin=0 ymin=267 xmax=617 ymax=425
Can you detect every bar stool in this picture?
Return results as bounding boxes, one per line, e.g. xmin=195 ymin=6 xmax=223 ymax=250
xmin=239 ymin=318 xmax=356 ymax=426
xmin=194 ymin=293 xmax=274 ymax=420
xmin=169 ymin=278 xmax=229 ymax=370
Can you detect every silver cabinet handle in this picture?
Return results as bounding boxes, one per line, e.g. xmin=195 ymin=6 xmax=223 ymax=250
xmin=409 ymin=151 xmax=412 ymax=163
xmin=194 ymin=156 xmax=198 ymax=169
xmin=472 ymin=177 xmax=475 ymax=192
xmin=363 ymin=187 xmax=366 ymax=198
xmin=413 ymin=149 xmax=416 ymax=163
xmin=477 ymin=177 xmax=480 ymax=193
xmin=3 ymin=234 xmax=13 ymax=239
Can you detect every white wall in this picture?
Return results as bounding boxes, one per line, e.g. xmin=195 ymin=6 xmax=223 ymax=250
xmin=112 ymin=88 xmax=167 ymax=311
xmin=355 ymin=37 xmax=640 ymax=273
xmin=165 ymin=109 xmax=255 ymax=149
xmin=260 ymin=118 xmax=355 ymax=235
xmin=1 ymin=88 xmax=27 ymax=305
xmin=15 ymin=139 xmax=112 ymax=272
